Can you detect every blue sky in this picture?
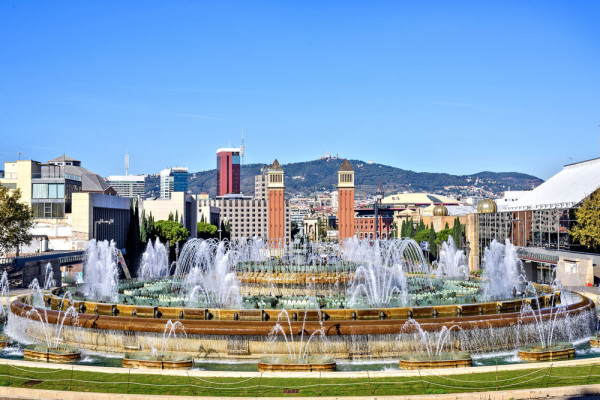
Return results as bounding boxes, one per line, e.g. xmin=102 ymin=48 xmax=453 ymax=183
xmin=1 ymin=1 xmax=599 ymax=180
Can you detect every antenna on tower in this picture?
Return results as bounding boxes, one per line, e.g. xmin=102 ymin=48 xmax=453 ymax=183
xmin=240 ymin=128 xmax=245 ymax=165
xmin=125 ymin=150 xmax=129 ymax=176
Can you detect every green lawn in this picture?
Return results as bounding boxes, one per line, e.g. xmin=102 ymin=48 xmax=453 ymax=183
xmin=1 ymin=363 xmax=600 ymax=397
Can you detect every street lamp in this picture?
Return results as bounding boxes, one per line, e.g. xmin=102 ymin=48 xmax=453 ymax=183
xmin=94 ymin=219 xmax=114 ymax=241
xmin=374 ymin=180 xmax=384 ymax=240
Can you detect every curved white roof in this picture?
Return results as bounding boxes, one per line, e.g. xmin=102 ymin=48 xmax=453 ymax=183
xmin=505 ymin=157 xmax=600 ymax=211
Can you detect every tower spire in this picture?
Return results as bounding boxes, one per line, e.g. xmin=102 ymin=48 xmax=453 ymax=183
xmin=240 ymin=128 xmax=245 ymax=165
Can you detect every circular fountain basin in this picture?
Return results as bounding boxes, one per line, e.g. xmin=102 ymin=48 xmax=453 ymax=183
xmin=518 ymin=342 xmax=575 ymax=361
xmin=399 ymin=352 xmax=472 ymax=369
xmin=258 ymin=355 xmax=336 ymax=372
xmin=590 ymin=333 xmax=600 ymax=347
xmin=23 ymin=344 xmax=81 ymax=363
xmin=122 ymin=352 xmax=193 ymax=369
xmin=0 ymin=333 xmax=10 ymax=349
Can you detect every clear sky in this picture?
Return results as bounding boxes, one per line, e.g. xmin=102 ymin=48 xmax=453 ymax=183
xmin=1 ymin=1 xmax=599 ymax=180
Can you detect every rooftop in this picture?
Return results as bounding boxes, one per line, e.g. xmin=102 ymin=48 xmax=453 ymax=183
xmin=505 ymin=157 xmax=600 ymax=211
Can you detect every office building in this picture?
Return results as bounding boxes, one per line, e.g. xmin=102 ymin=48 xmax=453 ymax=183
xmin=160 ymin=167 xmax=188 ymax=199
xmin=216 ymin=148 xmax=241 ymax=196
xmin=254 ymin=166 xmax=268 ymax=200
xmin=107 ymin=175 xmax=146 ymax=198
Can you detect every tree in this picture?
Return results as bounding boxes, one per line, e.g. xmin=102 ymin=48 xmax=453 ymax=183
xmin=570 ymin=189 xmax=600 ymax=250
xmin=444 ymin=221 xmax=449 ymax=230
xmin=291 ymin=221 xmax=300 ymax=240
xmin=147 ymin=212 xmax=155 ymax=242
xmin=451 ymin=217 xmax=463 ymax=246
xmin=417 ymin=219 xmax=426 ymax=234
xmin=413 ymin=228 xmax=430 ymax=244
xmin=174 ymin=210 xmax=179 ymax=224
xmin=407 ymin=218 xmax=415 ymax=237
xmin=318 ymin=226 xmax=327 ymax=241
xmin=219 ymin=221 xmax=231 ymax=241
xmin=197 ymin=221 xmax=218 ymax=240
xmin=125 ymin=199 xmax=142 ymax=270
xmin=168 ymin=212 xmax=174 ymax=221
xmin=0 ymin=187 xmax=33 ymax=256
xmin=154 ymin=220 xmax=190 ymax=247
xmin=140 ymin=210 xmax=148 ymax=244
xmin=435 ymin=228 xmax=453 ymax=245
xmin=400 ymin=220 xmax=406 ymax=238
xmin=428 ymin=224 xmax=437 ymax=259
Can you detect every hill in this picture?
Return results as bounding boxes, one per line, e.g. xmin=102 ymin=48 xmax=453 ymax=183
xmin=144 ymin=158 xmax=543 ymax=199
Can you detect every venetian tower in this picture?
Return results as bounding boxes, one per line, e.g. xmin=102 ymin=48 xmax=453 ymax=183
xmin=267 ymin=159 xmax=285 ymax=247
xmin=337 ymin=159 xmax=355 ymax=242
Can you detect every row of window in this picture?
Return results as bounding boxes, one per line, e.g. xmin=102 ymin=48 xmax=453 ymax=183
xmin=32 ymin=183 xmax=65 ymax=199
xmin=32 ymin=202 xmax=65 ymax=218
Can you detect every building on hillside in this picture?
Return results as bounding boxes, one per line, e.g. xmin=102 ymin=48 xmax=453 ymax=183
xmin=160 ymin=167 xmax=188 ymax=199
xmin=216 ymin=147 xmax=241 ymax=196
xmin=107 ymin=175 xmax=146 ymax=198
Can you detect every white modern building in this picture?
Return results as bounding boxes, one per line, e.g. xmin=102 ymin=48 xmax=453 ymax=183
xmin=107 ymin=175 xmax=146 ymax=198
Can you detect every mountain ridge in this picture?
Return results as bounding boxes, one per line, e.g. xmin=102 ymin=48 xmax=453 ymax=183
xmin=145 ymin=158 xmax=543 ymax=199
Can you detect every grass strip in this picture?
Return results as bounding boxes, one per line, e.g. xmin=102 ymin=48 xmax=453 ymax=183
xmin=0 ymin=363 xmax=598 ymax=397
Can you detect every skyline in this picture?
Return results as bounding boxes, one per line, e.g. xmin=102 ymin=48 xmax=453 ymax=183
xmin=2 ymin=1 xmax=600 ymax=180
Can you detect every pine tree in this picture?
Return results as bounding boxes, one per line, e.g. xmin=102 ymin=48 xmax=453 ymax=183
xmin=175 ymin=210 xmax=179 ymax=224
xmin=408 ymin=218 xmax=415 ymax=237
xmin=444 ymin=221 xmax=449 ymax=230
xmin=418 ymin=219 xmax=426 ymax=234
xmin=168 ymin=212 xmax=174 ymax=221
xmin=428 ymin=224 xmax=437 ymax=260
xmin=141 ymin=210 xmax=148 ymax=244
xmin=147 ymin=212 xmax=155 ymax=241
xmin=400 ymin=220 xmax=406 ymax=238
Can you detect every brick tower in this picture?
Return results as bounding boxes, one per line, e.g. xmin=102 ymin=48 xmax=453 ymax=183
xmin=267 ymin=159 xmax=285 ymax=248
xmin=337 ymin=159 xmax=355 ymax=242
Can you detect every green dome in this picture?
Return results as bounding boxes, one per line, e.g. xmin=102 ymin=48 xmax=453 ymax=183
xmin=477 ymin=199 xmax=497 ymax=214
xmin=432 ymin=205 xmax=449 ymax=216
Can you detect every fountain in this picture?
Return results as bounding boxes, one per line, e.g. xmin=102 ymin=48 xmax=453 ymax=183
xmin=0 ymin=271 xmax=10 ymax=348
xmin=481 ymin=239 xmax=523 ymax=301
xmin=259 ymin=300 xmax=335 ymax=371
xmin=7 ymin=237 xmax=596 ymax=364
xmin=82 ymin=239 xmax=119 ymax=302
xmin=123 ymin=320 xmax=192 ymax=369
xmin=15 ymin=280 xmax=82 ymax=363
xmin=397 ymin=320 xmax=472 ymax=369
xmin=517 ymin=285 xmax=574 ymax=361
xmin=138 ymin=239 xmax=169 ymax=280
xmin=435 ymin=237 xmax=468 ymax=280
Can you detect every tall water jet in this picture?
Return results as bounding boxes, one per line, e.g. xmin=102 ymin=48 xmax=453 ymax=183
xmin=435 ymin=237 xmax=468 ymax=280
xmin=344 ymin=237 xmax=428 ymax=308
xmin=481 ymin=239 xmax=522 ymax=301
xmin=82 ymin=239 xmax=119 ymax=302
xmin=138 ymin=239 xmax=169 ymax=280
xmin=174 ymin=239 xmax=242 ymax=308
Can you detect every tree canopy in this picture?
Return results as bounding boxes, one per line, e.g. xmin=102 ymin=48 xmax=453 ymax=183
xmin=570 ymin=189 xmax=600 ymax=250
xmin=0 ymin=187 xmax=33 ymax=256
xmin=154 ymin=220 xmax=190 ymax=247
xmin=197 ymin=221 xmax=218 ymax=240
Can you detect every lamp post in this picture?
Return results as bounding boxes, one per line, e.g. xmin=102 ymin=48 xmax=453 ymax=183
xmin=374 ymin=181 xmax=384 ymax=240
xmin=94 ymin=219 xmax=114 ymax=241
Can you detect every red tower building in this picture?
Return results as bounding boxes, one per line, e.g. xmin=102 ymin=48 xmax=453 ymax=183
xmin=337 ymin=160 xmax=355 ymax=242
xmin=216 ymin=147 xmax=241 ymax=196
xmin=267 ymin=159 xmax=285 ymax=247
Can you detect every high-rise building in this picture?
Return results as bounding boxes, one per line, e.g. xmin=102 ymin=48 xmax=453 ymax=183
xmin=216 ymin=148 xmax=241 ymax=196
xmin=107 ymin=175 xmax=146 ymax=198
xmin=267 ymin=159 xmax=286 ymax=246
xmin=160 ymin=167 xmax=188 ymax=199
xmin=337 ymin=160 xmax=355 ymax=242
xmin=254 ymin=166 xmax=268 ymax=200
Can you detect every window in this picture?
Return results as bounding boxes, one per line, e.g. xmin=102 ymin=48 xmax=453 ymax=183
xmin=32 ymin=183 xmax=65 ymax=199
xmin=32 ymin=202 xmax=65 ymax=218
